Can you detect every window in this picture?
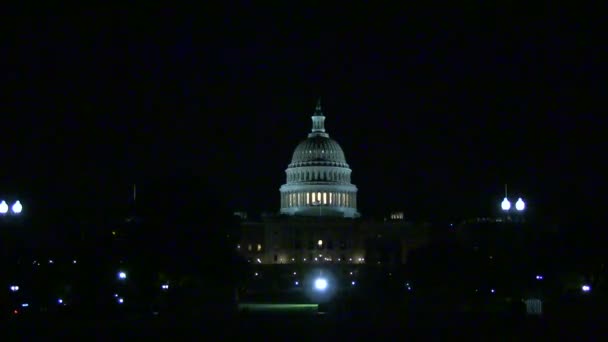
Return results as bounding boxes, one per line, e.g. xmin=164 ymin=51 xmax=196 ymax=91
xmin=323 ymin=192 xmax=327 ymax=204
xmin=257 ymin=244 xmax=262 ymax=252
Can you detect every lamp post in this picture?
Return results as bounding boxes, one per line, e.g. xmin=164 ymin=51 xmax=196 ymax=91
xmin=0 ymin=200 xmax=23 ymax=216
xmin=499 ymin=185 xmax=526 ymax=223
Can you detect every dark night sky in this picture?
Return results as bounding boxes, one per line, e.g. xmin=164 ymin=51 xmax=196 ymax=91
xmin=0 ymin=4 xmax=604 ymax=223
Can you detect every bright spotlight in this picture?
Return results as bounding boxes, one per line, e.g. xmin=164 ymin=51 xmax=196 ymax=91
xmin=118 ymin=271 xmax=127 ymax=280
xmin=12 ymin=200 xmax=23 ymax=214
xmin=501 ymin=198 xmax=511 ymax=211
xmin=117 ymin=297 xmax=124 ymax=304
xmin=10 ymin=285 xmax=19 ymax=292
xmin=317 ymin=240 xmax=323 ymax=247
xmin=58 ymin=298 xmax=63 ymax=304
xmin=314 ymin=278 xmax=328 ymax=291
xmin=582 ymin=285 xmax=591 ymax=293
xmin=0 ymin=200 xmax=8 ymax=214
xmin=515 ymin=198 xmax=525 ymax=211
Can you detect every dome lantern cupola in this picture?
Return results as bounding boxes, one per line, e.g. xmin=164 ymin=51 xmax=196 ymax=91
xmin=309 ymin=98 xmax=329 ymax=138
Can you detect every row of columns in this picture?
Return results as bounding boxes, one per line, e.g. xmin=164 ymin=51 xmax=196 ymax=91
xmin=281 ymin=191 xmax=356 ymax=208
xmin=287 ymin=170 xmax=349 ymax=183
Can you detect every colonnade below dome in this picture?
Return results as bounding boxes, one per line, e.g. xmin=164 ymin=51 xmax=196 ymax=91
xmin=280 ymin=190 xmax=356 ymax=209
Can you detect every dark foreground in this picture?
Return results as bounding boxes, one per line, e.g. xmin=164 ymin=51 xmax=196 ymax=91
xmin=5 ymin=312 xmax=608 ymax=340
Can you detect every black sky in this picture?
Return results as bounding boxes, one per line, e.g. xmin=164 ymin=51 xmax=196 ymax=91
xmin=0 ymin=4 xmax=604 ymax=223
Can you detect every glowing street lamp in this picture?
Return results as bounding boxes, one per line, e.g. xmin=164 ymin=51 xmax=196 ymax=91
xmin=314 ymin=278 xmax=328 ymax=291
xmin=501 ymin=198 xmax=511 ymax=211
xmin=12 ymin=201 xmax=23 ymax=214
xmin=515 ymin=198 xmax=525 ymax=211
xmin=0 ymin=201 xmax=8 ymax=214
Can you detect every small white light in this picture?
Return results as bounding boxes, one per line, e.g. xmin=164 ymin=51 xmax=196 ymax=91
xmin=161 ymin=284 xmax=169 ymax=290
xmin=491 ymin=289 xmax=495 ymax=293
xmin=501 ymin=198 xmax=511 ymax=211
xmin=0 ymin=200 xmax=8 ymax=214
xmin=12 ymin=201 xmax=23 ymax=214
xmin=118 ymin=271 xmax=127 ymax=279
xmin=73 ymin=260 xmax=77 ymax=264
xmin=582 ymin=285 xmax=591 ymax=292
xmin=351 ymin=281 xmax=356 ymax=286
xmin=254 ymin=272 xmax=258 ymax=276
xmin=314 ymin=278 xmax=328 ymax=291
xmin=318 ymin=240 xmax=323 ymax=247
xmin=10 ymin=285 xmax=19 ymax=292
xmin=516 ymin=198 xmax=525 ymax=211
xmin=536 ymin=275 xmax=543 ymax=280
xmin=118 ymin=298 xmax=124 ymax=304
xmin=21 ymin=303 xmax=29 ymax=307
xmin=293 ymin=272 xmax=297 ymax=275
xmin=114 ymin=293 xmax=119 ymax=298
xmin=314 ymin=257 xmax=318 ymax=261
xmin=256 ymin=258 xmax=261 ymax=263
xmin=295 ymin=281 xmax=299 ymax=286
xmin=58 ymin=299 xmax=63 ymax=304
xmin=49 ymin=260 xmax=54 ymax=264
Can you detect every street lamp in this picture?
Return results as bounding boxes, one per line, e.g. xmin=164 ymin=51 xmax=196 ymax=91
xmin=12 ymin=201 xmax=22 ymax=214
xmin=501 ymin=198 xmax=511 ymax=211
xmin=0 ymin=201 xmax=8 ymax=215
xmin=515 ymin=198 xmax=525 ymax=211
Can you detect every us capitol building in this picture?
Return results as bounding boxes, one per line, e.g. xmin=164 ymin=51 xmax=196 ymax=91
xmin=235 ymin=100 xmax=429 ymax=265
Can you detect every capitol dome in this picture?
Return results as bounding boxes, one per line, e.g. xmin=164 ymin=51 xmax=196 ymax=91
xmin=279 ymin=99 xmax=359 ymax=218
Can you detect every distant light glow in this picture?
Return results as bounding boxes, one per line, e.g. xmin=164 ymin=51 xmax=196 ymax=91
xmin=118 ymin=271 xmax=127 ymax=279
xmin=161 ymin=284 xmax=169 ymax=290
xmin=0 ymin=200 xmax=8 ymax=214
xmin=501 ymin=198 xmax=511 ymax=211
xmin=12 ymin=200 xmax=22 ymax=214
xmin=73 ymin=260 xmax=77 ymax=264
xmin=516 ymin=198 xmax=525 ymax=211
xmin=295 ymin=281 xmax=299 ymax=286
xmin=582 ymin=285 xmax=591 ymax=292
xmin=10 ymin=285 xmax=19 ymax=292
xmin=21 ymin=303 xmax=29 ymax=307
xmin=491 ymin=289 xmax=495 ymax=293
xmin=351 ymin=281 xmax=356 ymax=286
xmin=536 ymin=275 xmax=543 ymax=280
xmin=118 ymin=298 xmax=124 ymax=304
xmin=317 ymin=240 xmax=323 ymax=247
xmin=314 ymin=278 xmax=328 ymax=291
xmin=58 ymin=298 xmax=63 ymax=304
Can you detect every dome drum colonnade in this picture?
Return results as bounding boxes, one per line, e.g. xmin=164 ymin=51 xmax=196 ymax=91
xmin=279 ymin=100 xmax=359 ymax=218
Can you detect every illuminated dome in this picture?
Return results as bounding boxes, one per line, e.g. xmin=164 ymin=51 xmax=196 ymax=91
xmin=279 ymin=99 xmax=359 ymax=218
xmin=289 ymin=137 xmax=348 ymax=168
